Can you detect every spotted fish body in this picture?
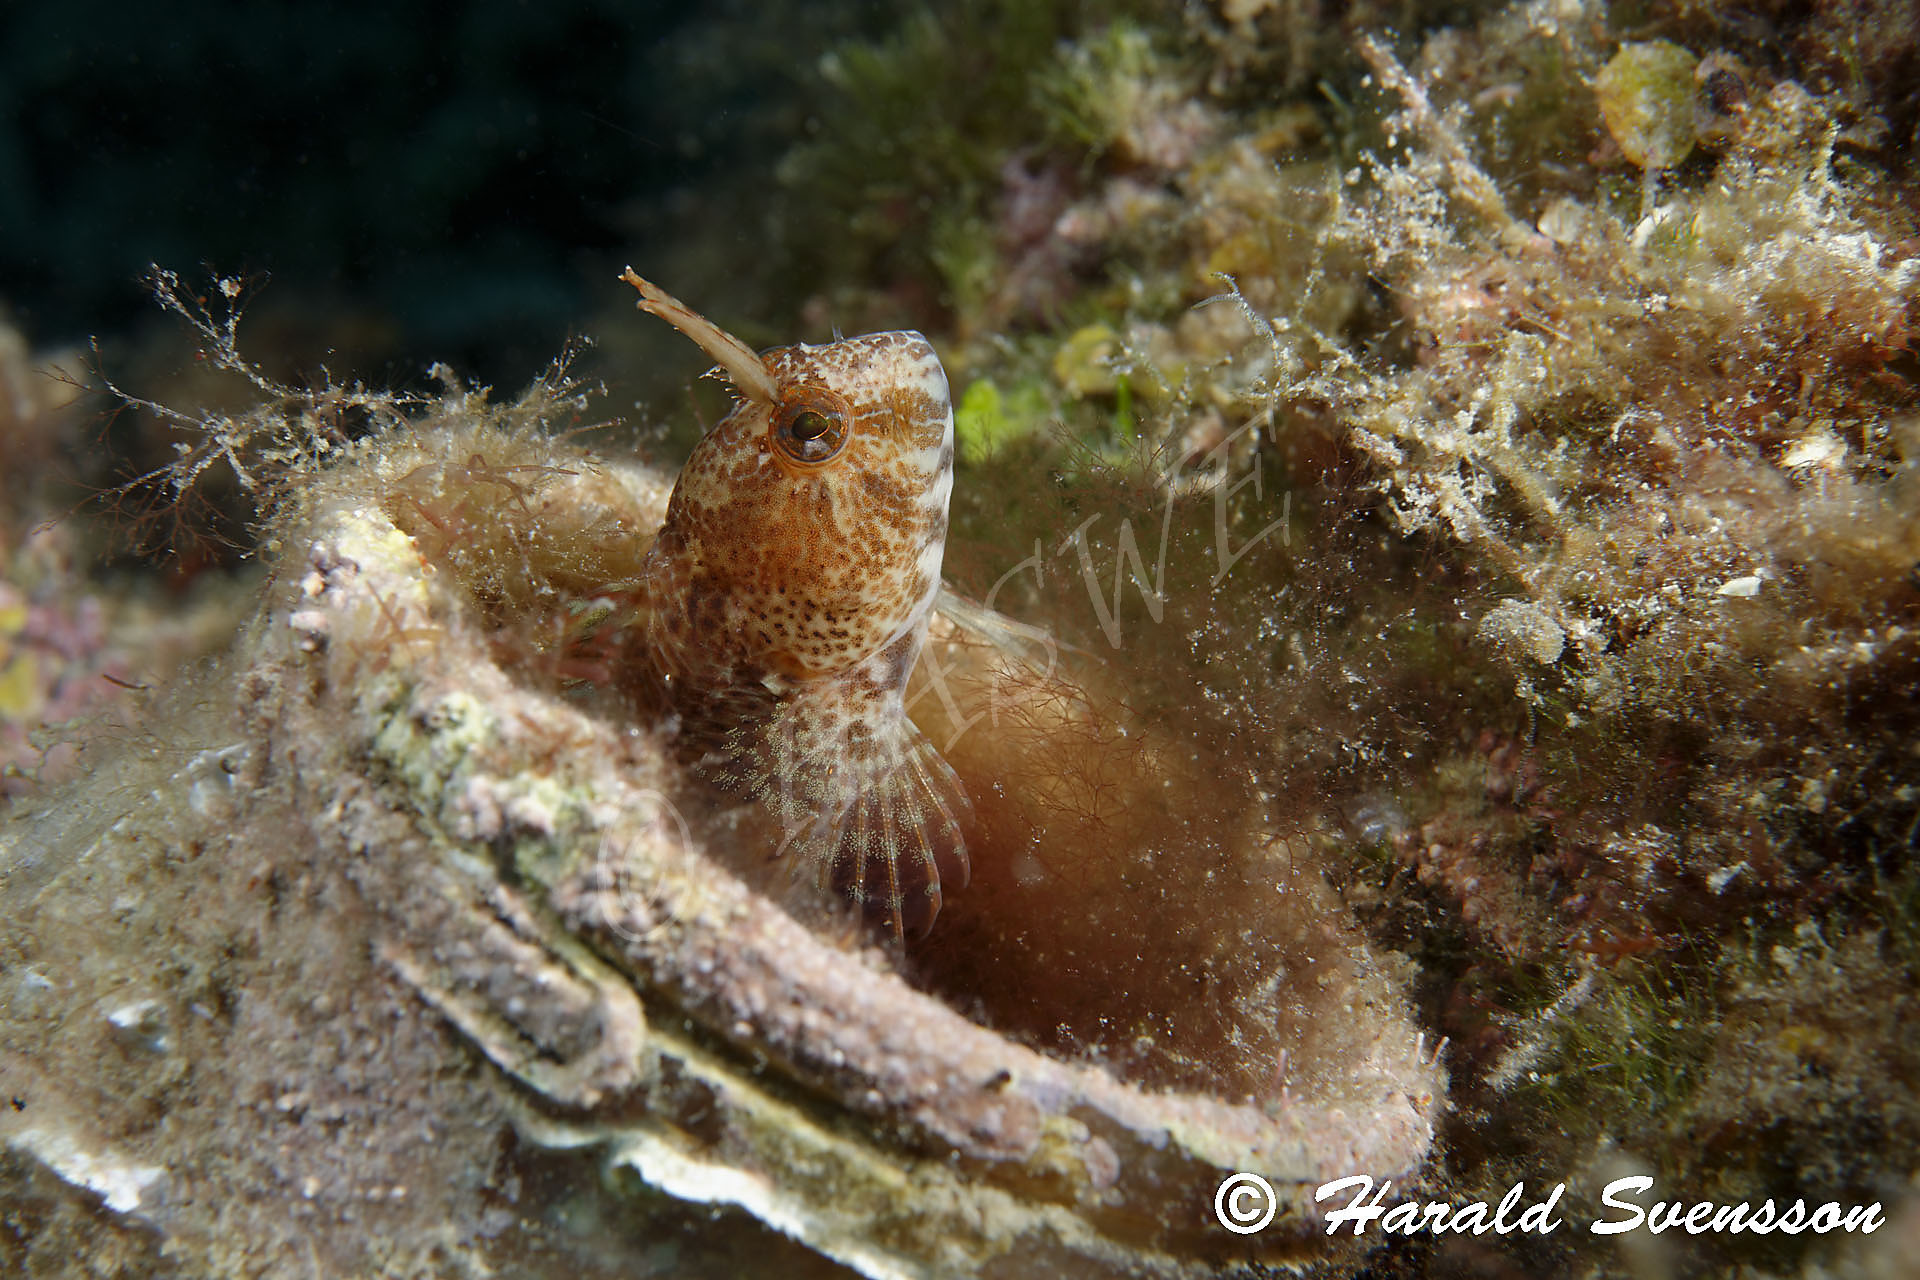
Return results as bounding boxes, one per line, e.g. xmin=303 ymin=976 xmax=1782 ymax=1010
xmin=623 ymin=270 xmax=970 ymax=938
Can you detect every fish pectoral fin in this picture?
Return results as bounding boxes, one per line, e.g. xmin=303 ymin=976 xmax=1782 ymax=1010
xmin=934 ymin=586 xmax=1091 ymax=675
xmin=827 ymin=723 xmax=973 ymax=940
xmin=754 ymin=704 xmax=972 ymax=940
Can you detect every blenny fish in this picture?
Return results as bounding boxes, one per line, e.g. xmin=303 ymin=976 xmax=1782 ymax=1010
xmin=621 ymin=269 xmax=970 ymax=938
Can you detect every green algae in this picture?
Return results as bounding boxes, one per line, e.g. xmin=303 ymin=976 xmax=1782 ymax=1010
xmin=1596 ymin=41 xmax=1703 ymax=171
xmin=952 ymin=377 xmax=1049 ymax=465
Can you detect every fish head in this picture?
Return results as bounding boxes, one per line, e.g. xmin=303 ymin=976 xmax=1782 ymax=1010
xmin=628 ymin=271 xmax=953 ymax=685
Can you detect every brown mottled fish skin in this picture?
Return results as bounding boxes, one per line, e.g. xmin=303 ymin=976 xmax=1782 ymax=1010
xmin=624 ymin=271 xmax=970 ymax=938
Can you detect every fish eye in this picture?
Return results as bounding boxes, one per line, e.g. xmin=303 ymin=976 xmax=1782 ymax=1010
xmin=771 ymin=397 xmax=850 ymax=467
xmin=790 ymin=410 xmax=834 ymax=441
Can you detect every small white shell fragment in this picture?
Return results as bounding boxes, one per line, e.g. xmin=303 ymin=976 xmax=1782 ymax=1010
xmin=1715 ymin=575 xmax=1762 ymax=598
xmin=288 ymin=609 xmax=331 ymax=651
xmin=1536 ymin=197 xmax=1588 ymax=245
xmin=6 ymin=1128 xmax=166 ymax=1216
xmin=1708 ymin=861 xmax=1747 ymax=892
xmin=104 ymin=997 xmax=171 ymax=1054
xmin=1782 ymin=431 xmax=1844 ymax=470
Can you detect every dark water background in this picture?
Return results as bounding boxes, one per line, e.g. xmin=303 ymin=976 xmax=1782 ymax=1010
xmin=0 ymin=0 xmax=890 ymax=387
